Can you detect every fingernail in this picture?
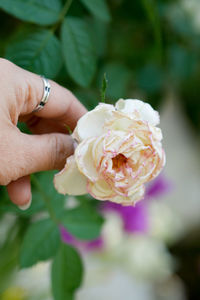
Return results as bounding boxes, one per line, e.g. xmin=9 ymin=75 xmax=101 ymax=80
xmin=18 ymin=196 xmax=32 ymax=211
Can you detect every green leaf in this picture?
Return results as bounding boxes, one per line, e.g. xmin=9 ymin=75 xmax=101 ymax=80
xmin=61 ymin=17 xmax=96 ymax=87
xmin=80 ymin=0 xmax=110 ymax=22
xmin=51 ymin=243 xmax=83 ymax=300
xmin=33 ymin=171 xmax=66 ymax=218
xmin=0 ymin=0 xmax=62 ymax=25
xmin=0 ymin=192 xmax=45 ymax=216
xmin=89 ymin=18 xmax=108 ymax=57
xmin=5 ymin=29 xmax=63 ymax=79
xmin=61 ymin=205 xmax=104 ymax=240
xmin=20 ymin=218 xmax=60 ymax=268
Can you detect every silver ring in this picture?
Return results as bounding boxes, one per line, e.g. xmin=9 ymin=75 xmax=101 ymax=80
xmin=33 ymin=76 xmax=51 ymax=112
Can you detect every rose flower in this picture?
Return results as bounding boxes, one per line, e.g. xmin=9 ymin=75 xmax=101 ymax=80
xmin=54 ymin=99 xmax=165 ymax=206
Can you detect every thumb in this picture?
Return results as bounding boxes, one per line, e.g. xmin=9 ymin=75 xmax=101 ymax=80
xmin=16 ymin=132 xmax=74 ymax=179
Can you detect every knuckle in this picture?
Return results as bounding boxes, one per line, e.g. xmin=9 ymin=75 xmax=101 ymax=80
xmin=0 ymin=58 xmax=11 ymax=68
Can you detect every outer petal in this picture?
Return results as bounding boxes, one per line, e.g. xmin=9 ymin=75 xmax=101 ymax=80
xmin=87 ymin=179 xmax=115 ymax=200
xmin=116 ymin=99 xmax=160 ymax=126
xmin=88 ymin=178 xmax=145 ymax=206
xmin=75 ymin=138 xmax=99 ymax=182
xmin=54 ymin=156 xmax=87 ymax=195
xmin=72 ymin=103 xmax=115 ymax=142
xmin=111 ymin=185 xmax=145 ymax=206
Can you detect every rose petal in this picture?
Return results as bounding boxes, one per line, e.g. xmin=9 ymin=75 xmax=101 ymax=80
xmin=75 ymin=138 xmax=99 ymax=182
xmin=116 ymin=99 xmax=160 ymax=126
xmin=72 ymin=103 xmax=115 ymax=142
xmin=104 ymin=111 xmax=133 ymax=132
xmin=100 ymin=185 xmax=144 ymax=206
xmin=88 ymin=179 xmax=115 ymax=200
xmin=54 ymin=156 xmax=87 ymax=195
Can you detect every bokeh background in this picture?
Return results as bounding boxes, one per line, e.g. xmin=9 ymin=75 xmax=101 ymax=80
xmin=0 ymin=0 xmax=200 ymax=299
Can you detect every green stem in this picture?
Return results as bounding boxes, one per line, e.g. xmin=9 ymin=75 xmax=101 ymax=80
xmin=31 ymin=175 xmax=58 ymax=225
xmin=59 ymin=0 xmax=73 ymax=22
xmin=51 ymin=0 xmax=73 ymax=33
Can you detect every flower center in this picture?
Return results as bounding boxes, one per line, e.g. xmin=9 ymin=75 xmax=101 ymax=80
xmin=112 ymin=153 xmax=128 ymax=170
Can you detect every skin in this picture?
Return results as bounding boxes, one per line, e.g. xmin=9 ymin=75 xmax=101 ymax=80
xmin=0 ymin=58 xmax=87 ymax=208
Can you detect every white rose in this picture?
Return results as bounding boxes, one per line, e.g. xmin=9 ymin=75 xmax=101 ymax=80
xmin=54 ymin=99 xmax=165 ymax=206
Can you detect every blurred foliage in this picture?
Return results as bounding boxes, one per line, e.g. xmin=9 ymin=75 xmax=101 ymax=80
xmin=0 ymin=0 xmax=200 ymax=299
xmin=0 ymin=0 xmax=199 ymax=129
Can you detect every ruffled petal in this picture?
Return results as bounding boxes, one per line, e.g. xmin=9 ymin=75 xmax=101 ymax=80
xmin=113 ymin=185 xmax=145 ymax=206
xmin=87 ymin=179 xmax=115 ymax=200
xmin=116 ymin=99 xmax=160 ymax=126
xmin=75 ymin=138 xmax=99 ymax=182
xmin=104 ymin=111 xmax=133 ymax=132
xmin=54 ymin=156 xmax=87 ymax=195
xmin=72 ymin=103 xmax=115 ymax=142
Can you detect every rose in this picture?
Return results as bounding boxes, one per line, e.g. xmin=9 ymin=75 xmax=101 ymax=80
xmin=54 ymin=99 xmax=165 ymax=206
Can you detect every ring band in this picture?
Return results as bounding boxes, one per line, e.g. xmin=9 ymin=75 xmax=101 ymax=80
xmin=33 ymin=76 xmax=51 ymax=112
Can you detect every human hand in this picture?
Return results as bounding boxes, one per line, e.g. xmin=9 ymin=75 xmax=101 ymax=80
xmin=0 ymin=58 xmax=86 ymax=209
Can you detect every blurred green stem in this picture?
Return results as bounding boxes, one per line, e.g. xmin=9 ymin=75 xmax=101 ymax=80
xmin=50 ymin=0 xmax=73 ymax=34
xmin=31 ymin=175 xmax=58 ymax=225
xmin=141 ymin=0 xmax=162 ymax=63
xmin=58 ymin=0 xmax=73 ymax=22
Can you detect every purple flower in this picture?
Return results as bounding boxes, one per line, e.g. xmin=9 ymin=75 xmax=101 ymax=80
xmin=60 ymin=226 xmax=104 ymax=252
xmin=146 ymin=173 xmax=172 ymax=199
xmin=60 ymin=174 xmax=172 ymax=251
xmin=102 ymin=173 xmax=172 ymax=234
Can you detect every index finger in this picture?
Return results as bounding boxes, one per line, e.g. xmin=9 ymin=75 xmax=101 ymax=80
xmin=35 ymin=79 xmax=87 ymax=130
xmin=19 ymin=67 xmax=87 ymax=130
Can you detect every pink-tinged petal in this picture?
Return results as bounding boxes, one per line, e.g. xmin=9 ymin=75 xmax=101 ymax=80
xmin=104 ymin=111 xmax=133 ymax=132
xmin=88 ymin=179 xmax=115 ymax=200
xmin=111 ymin=185 xmax=145 ymax=206
xmin=72 ymin=103 xmax=115 ymax=142
xmin=54 ymin=156 xmax=87 ymax=195
xmin=75 ymin=138 xmax=99 ymax=182
xmin=116 ymin=99 xmax=160 ymax=126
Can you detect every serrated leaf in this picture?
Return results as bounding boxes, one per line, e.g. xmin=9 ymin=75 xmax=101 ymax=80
xmin=61 ymin=17 xmax=96 ymax=87
xmin=32 ymin=171 xmax=66 ymax=218
xmin=0 ymin=0 xmax=62 ymax=25
xmin=61 ymin=205 xmax=104 ymax=240
xmin=5 ymin=29 xmax=62 ymax=79
xmin=20 ymin=218 xmax=60 ymax=268
xmin=51 ymin=243 xmax=83 ymax=300
xmin=80 ymin=0 xmax=111 ymax=22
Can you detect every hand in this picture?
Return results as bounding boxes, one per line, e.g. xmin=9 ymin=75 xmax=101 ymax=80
xmin=0 ymin=58 xmax=86 ymax=209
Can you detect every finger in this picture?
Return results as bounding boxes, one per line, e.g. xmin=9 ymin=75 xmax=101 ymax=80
xmin=21 ymin=116 xmax=68 ymax=135
xmin=10 ymin=131 xmax=75 ymax=181
xmin=19 ymin=69 xmax=87 ymax=130
xmin=35 ymin=80 xmax=87 ymax=130
xmin=0 ymin=60 xmax=86 ymax=130
xmin=7 ymin=175 xmax=32 ymax=209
